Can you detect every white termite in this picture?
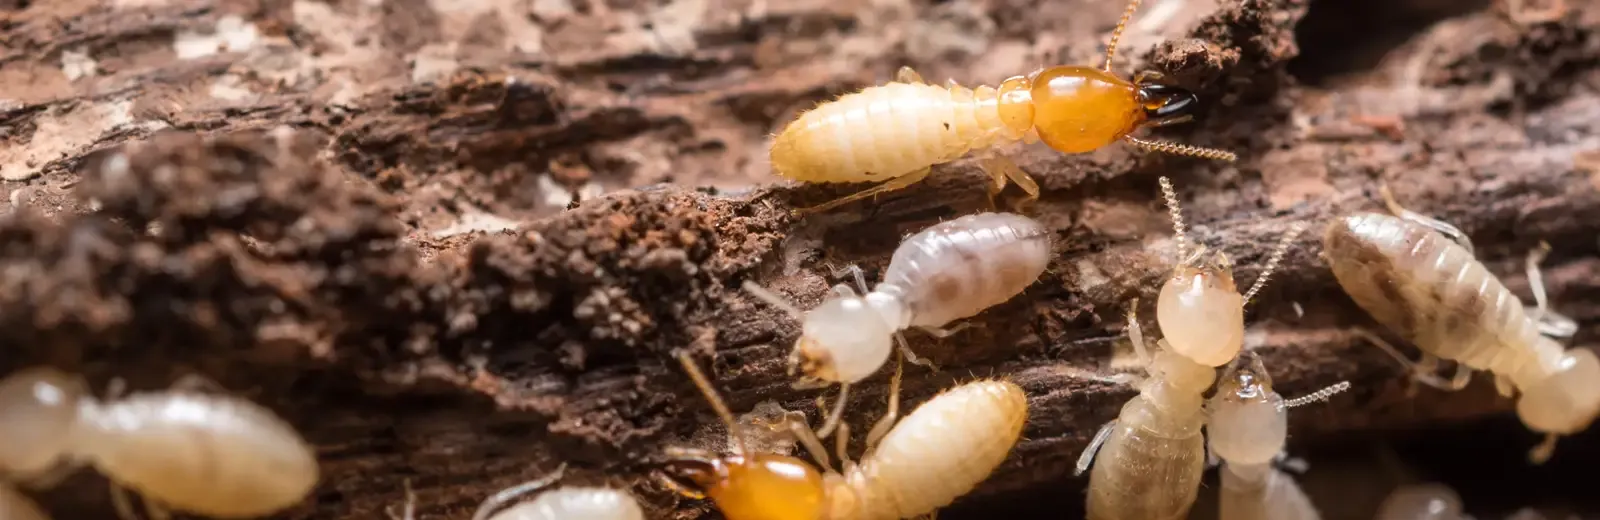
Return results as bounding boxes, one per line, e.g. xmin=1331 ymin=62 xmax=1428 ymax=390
xmin=1208 ymin=351 xmax=1350 ymax=520
xmin=0 ymin=367 xmax=319 ymax=520
xmin=386 ymin=464 xmax=644 ymax=520
xmin=743 ymin=211 xmax=1049 ymax=443
xmin=661 ymin=350 xmax=1029 ymax=520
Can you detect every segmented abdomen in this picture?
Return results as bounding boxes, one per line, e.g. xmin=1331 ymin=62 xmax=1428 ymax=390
xmin=879 ymin=212 xmax=1051 ymax=328
xmin=1086 ymin=399 xmax=1206 ymax=520
xmin=82 ymin=394 xmax=319 ymax=518
xmin=491 ymin=488 xmax=644 ymax=520
xmin=1218 ymin=463 xmax=1321 ymax=520
xmin=770 ymin=82 xmax=1011 ymax=183
xmin=828 ymin=380 xmax=1027 ymax=520
xmin=1323 ymin=213 xmax=1549 ymax=383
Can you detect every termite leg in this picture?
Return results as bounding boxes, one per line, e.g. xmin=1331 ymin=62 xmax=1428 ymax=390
xmin=1125 ymin=299 xmax=1153 ymax=367
xmin=794 ymin=167 xmax=933 ymax=215
xmin=1353 ymin=329 xmax=1473 ymax=392
xmin=110 ymin=483 xmax=141 ymax=520
xmin=1524 ymin=241 xmax=1577 ymax=338
xmin=1528 ymin=433 xmax=1560 ymax=465
xmin=1494 ymin=373 xmax=1516 ymax=397
xmin=815 ymin=383 xmax=851 ymax=440
xmin=387 ymin=478 xmax=416 ymax=520
xmin=916 ymin=322 xmax=971 ymax=340
xmin=979 ymin=153 xmax=1040 ymax=212
xmin=1378 ymin=182 xmax=1475 ymax=254
xmin=827 ymin=263 xmax=872 ymax=294
xmin=864 ymin=352 xmax=906 ymax=456
xmin=471 ymin=464 xmax=569 ymax=520
xmin=1074 ymin=419 xmax=1119 ymax=476
xmin=894 ymin=333 xmax=939 ymax=371
xmin=896 ymin=66 xmax=927 ymax=84
xmin=834 ymin=421 xmax=854 ymax=471
xmin=784 ymin=410 xmax=837 ymax=474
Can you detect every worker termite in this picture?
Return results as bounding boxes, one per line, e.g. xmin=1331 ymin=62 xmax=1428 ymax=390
xmin=385 ymin=463 xmax=645 ymax=520
xmin=658 ymin=349 xmax=1028 ymax=520
xmin=1073 ymin=178 xmax=1302 ymax=520
xmin=742 ymin=211 xmax=1048 ymax=444
xmin=1153 ymin=176 xmax=1305 ymax=367
xmin=1209 ymin=351 xmax=1350 ymax=520
xmin=0 ymin=367 xmax=320 ymax=520
xmin=1323 ymin=186 xmax=1600 ymax=463
xmin=1372 ymin=483 xmax=1468 ymax=520
xmin=769 ymin=0 xmax=1237 ymax=215
xmin=0 ymin=483 xmax=49 ymax=520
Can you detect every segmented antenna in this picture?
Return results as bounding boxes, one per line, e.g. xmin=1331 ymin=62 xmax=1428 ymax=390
xmin=1103 ymin=0 xmax=1145 ymax=72
xmin=1158 ymin=177 xmax=1189 ymax=262
xmin=1278 ymin=381 xmax=1352 ymax=411
xmin=1126 ymin=136 xmax=1238 ymax=162
xmin=1242 ymin=222 xmax=1307 ymax=304
xmin=676 ymin=351 xmax=748 ymax=455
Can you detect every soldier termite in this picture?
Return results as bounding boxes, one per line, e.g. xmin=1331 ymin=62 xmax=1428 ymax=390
xmin=1322 ymin=186 xmax=1600 ymax=463
xmin=1208 ymin=351 xmax=1350 ymax=520
xmin=658 ymin=349 xmax=1028 ymax=520
xmin=1153 ymin=176 xmax=1305 ymax=368
xmin=742 ymin=211 xmax=1049 ymax=445
xmin=0 ymin=367 xmax=320 ymax=520
xmin=0 ymin=483 xmax=49 ymax=520
xmin=385 ymin=464 xmax=645 ymax=520
xmin=769 ymin=0 xmax=1237 ymax=215
xmin=1073 ymin=178 xmax=1302 ymax=520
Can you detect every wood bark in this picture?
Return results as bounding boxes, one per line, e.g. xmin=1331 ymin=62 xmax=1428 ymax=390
xmin=1 ymin=0 xmax=1599 ymax=519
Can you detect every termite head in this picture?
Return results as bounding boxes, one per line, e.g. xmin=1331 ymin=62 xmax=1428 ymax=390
xmin=1206 ymin=353 xmax=1287 ymax=466
xmin=658 ymin=452 xmax=826 ymax=520
xmin=793 ymin=296 xmax=894 ymax=384
xmin=1517 ymin=347 xmax=1600 ymax=435
xmin=1156 ymin=249 xmax=1245 ymax=367
xmin=1022 ymin=66 xmax=1144 ymax=154
xmin=0 ymin=367 xmax=87 ymax=478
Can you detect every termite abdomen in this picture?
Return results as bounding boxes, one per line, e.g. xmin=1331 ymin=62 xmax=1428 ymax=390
xmin=878 ymin=212 xmax=1051 ymax=328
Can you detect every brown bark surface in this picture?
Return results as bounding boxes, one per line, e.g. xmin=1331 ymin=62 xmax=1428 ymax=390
xmin=1 ymin=0 xmax=1599 ymax=519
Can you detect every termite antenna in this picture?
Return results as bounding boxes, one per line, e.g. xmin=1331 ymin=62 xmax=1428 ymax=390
xmin=1158 ymin=177 xmax=1189 ymax=263
xmin=1278 ymin=381 xmax=1352 ymax=411
xmin=742 ymin=280 xmax=804 ymax=319
xmin=1126 ymin=136 xmax=1238 ymax=162
xmin=675 ymin=350 xmax=748 ymax=455
xmin=470 ymin=463 xmax=569 ymax=520
xmin=1125 ymin=298 xmax=1152 ymax=366
xmin=1242 ymin=222 xmax=1306 ymax=304
xmin=1103 ymin=0 xmax=1144 ymax=72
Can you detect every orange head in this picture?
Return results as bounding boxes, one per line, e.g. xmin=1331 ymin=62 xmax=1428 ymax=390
xmin=660 ymin=453 xmax=826 ymax=520
xmin=1015 ymin=66 xmax=1203 ymax=154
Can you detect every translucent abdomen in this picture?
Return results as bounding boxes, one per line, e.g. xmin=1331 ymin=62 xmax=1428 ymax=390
xmin=80 ymin=394 xmax=319 ymax=518
xmin=1218 ymin=463 xmax=1320 ymax=520
xmin=1323 ymin=213 xmax=1556 ymax=385
xmin=827 ymin=380 xmax=1028 ymax=520
xmin=878 ymin=212 xmax=1050 ymax=328
xmin=488 ymin=488 xmax=644 ymax=520
xmin=1085 ymin=399 xmax=1207 ymax=520
xmin=770 ymin=82 xmax=1014 ymax=184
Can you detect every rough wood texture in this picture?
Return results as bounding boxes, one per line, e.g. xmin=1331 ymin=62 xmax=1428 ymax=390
xmin=1 ymin=0 xmax=1599 ymax=519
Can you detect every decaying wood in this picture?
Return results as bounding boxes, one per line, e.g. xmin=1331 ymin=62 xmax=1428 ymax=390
xmin=1 ymin=0 xmax=1598 ymax=519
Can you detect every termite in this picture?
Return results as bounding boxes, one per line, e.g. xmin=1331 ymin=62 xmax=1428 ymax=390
xmin=1373 ymin=483 xmax=1468 ymax=520
xmin=769 ymin=0 xmax=1237 ymax=215
xmin=1209 ymin=351 xmax=1350 ymax=520
xmin=742 ymin=211 xmax=1048 ymax=445
xmin=0 ymin=483 xmax=49 ymax=520
xmin=658 ymin=349 xmax=1028 ymax=520
xmin=1153 ymin=176 xmax=1305 ymax=368
xmin=0 ymin=367 xmax=320 ymax=520
xmin=386 ymin=464 xmax=645 ymax=520
xmin=1322 ymin=186 xmax=1600 ymax=463
xmin=1073 ymin=177 xmax=1302 ymax=520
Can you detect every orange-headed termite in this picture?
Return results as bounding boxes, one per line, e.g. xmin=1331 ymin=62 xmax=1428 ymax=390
xmin=0 ymin=367 xmax=319 ymax=520
xmin=769 ymin=0 xmax=1237 ymax=214
xmin=742 ymin=211 xmax=1048 ymax=445
xmin=658 ymin=349 xmax=1027 ymax=520
xmin=1323 ymin=186 xmax=1600 ymax=463
xmin=1209 ymin=351 xmax=1350 ymax=520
